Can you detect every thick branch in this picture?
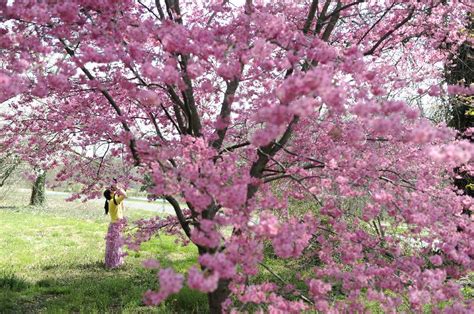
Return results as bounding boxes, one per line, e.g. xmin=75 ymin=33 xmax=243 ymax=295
xmin=303 ymin=0 xmax=319 ymax=34
xmin=322 ymin=1 xmax=341 ymax=42
xmin=314 ymin=0 xmax=331 ymax=35
xmin=178 ymin=54 xmax=202 ymax=136
xmin=166 ymin=85 xmax=189 ymax=132
xmin=211 ymin=77 xmax=240 ymax=150
xmin=160 ymin=103 xmax=183 ymax=134
xmin=164 ymin=0 xmax=182 ymax=23
xmin=165 ymin=195 xmax=191 ymax=237
xmin=148 ymin=111 xmax=165 ymax=140
xmin=155 ymin=0 xmax=165 ymax=19
xmin=269 ymin=116 xmax=299 ymax=156
xmin=172 ymin=103 xmax=187 ymax=133
xmin=247 ymin=116 xmax=299 ymax=199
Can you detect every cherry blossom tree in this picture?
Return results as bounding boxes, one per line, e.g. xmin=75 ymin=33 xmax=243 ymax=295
xmin=1 ymin=0 xmax=473 ymax=312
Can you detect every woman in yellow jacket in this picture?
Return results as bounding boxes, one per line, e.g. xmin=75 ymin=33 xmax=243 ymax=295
xmin=103 ymin=183 xmax=127 ymax=269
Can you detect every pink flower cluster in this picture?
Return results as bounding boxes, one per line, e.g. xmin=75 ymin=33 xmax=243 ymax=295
xmin=1 ymin=0 xmax=473 ymax=312
xmin=143 ymin=268 xmax=184 ymax=305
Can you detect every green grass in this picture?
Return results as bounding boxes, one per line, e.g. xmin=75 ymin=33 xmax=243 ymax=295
xmin=0 ymin=190 xmax=205 ymax=313
xmin=1 ymin=190 xmax=472 ymax=313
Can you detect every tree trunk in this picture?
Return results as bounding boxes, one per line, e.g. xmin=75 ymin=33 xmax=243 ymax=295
xmin=30 ymin=170 xmax=46 ymax=206
xmin=207 ymin=278 xmax=230 ymax=314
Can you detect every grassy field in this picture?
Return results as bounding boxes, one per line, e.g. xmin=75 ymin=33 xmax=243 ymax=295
xmin=1 ymin=190 xmax=472 ymax=313
xmin=0 ymin=190 xmax=205 ymax=313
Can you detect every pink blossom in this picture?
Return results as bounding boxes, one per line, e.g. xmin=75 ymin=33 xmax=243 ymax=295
xmin=429 ymin=255 xmax=443 ymax=266
xmin=1 ymin=1 xmax=473 ymax=312
xmin=143 ymin=268 xmax=183 ymax=305
xmin=251 ymin=125 xmax=283 ymax=147
xmin=408 ymin=288 xmax=431 ymax=309
xmin=142 ymin=258 xmax=160 ymax=269
xmin=0 ymin=73 xmax=10 ymax=87
xmin=187 ymin=62 xmax=204 ymax=79
xmin=217 ymin=61 xmax=241 ymax=80
xmin=199 ymin=253 xmax=236 ymax=279
xmin=138 ymin=90 xmax=159 ymax=105
xmin=309 ymin=279 xmax=332 ymax=297
xmin=159 ymin=268 xmax=183 ymax=294
xmin=447 ymin=85 xmax=473 ymax=95
xmin=220 ymin=184 xmax=247 ymax=209
xmin=255 ymin=212 xmax=279 ymax=237
xmin=142 ymin=63 xmax=159 ymax=79
xmin=428 ymin=84 xmax=441 ymax=96
xmin=187 ymin=267 xmax=219 ymax=293
xmin=190 ymin=219 xmax=221 ymax=249
xmin=271 ymin=219 xmax=313 ymax=258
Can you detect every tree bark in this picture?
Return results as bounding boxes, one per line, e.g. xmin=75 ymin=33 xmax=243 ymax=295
xmin=30 ymin=170 xmax=46 ymax=206
xmin=207 ymin=278 xmax=230 ymax=314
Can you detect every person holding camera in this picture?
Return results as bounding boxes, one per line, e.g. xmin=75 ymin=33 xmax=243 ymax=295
xmin=103 ymin=180 xmax=127 ymax=269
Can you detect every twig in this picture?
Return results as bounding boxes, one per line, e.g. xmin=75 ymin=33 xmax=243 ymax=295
xmin=258 ymin=262 xmax=314 ymax=305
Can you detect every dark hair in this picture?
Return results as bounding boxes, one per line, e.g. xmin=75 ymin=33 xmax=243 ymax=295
xmin=103 ymin=189 xmax=112 ymax=215
xmin=103 ymin=189 xmax=118 ymax=215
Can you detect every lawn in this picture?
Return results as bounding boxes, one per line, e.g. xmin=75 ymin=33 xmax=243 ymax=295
xmin=0 ymin=190 xmax=205 ymax=313
xmin=1 ymin=190 xmax=472 ymax=313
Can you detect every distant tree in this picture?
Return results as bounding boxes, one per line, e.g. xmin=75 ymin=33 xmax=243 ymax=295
xmin=29 ymin=169 xmax=46 ymax=206
xmin=0 ymin=152 xmax=19 ymax=189
xmin=446 ymin=13 xmax=474 ymax=212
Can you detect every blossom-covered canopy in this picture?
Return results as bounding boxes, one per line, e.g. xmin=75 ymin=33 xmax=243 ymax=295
xmin=1 ymin=0 xmax=473 ymax=312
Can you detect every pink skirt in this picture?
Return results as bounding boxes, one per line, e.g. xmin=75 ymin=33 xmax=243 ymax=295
xmin=105 ymin=219 xmax=126 ymax=269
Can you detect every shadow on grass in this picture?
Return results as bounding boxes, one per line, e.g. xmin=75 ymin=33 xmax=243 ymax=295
xmin=0 ymin=260 xmax=208 ymax=314
xmin=0 ymin=271 xmax=30 ymax=292
xmin=41 ymin=261 xmax=104 ymax=271
xmin=0 ymin=206 xmax=19 ymax=210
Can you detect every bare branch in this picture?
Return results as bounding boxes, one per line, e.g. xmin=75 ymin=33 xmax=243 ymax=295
xmin=96 ymin=143 xmax=110 ymax=178
xmin=356 ymin=2 xmax=395 ymax=45
xmin=363 ymin=6 xmax=415 ymax=56
xmin=219 ymin=141 xmax=251 ymax=154
xmin=259 ymin=262 xmax=314 ymax=305
xmin=273 ymin=142 xmax=325 ymax=166
xmin=324 ymin=0 xmax=364 ymax=21
xmin=137 ymin=0 xmax=161 ymax=20
xmin=207 ymin=0 xmax=229 ymax=25
xmin=161 ymin=103 xmax=183 ymax=134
